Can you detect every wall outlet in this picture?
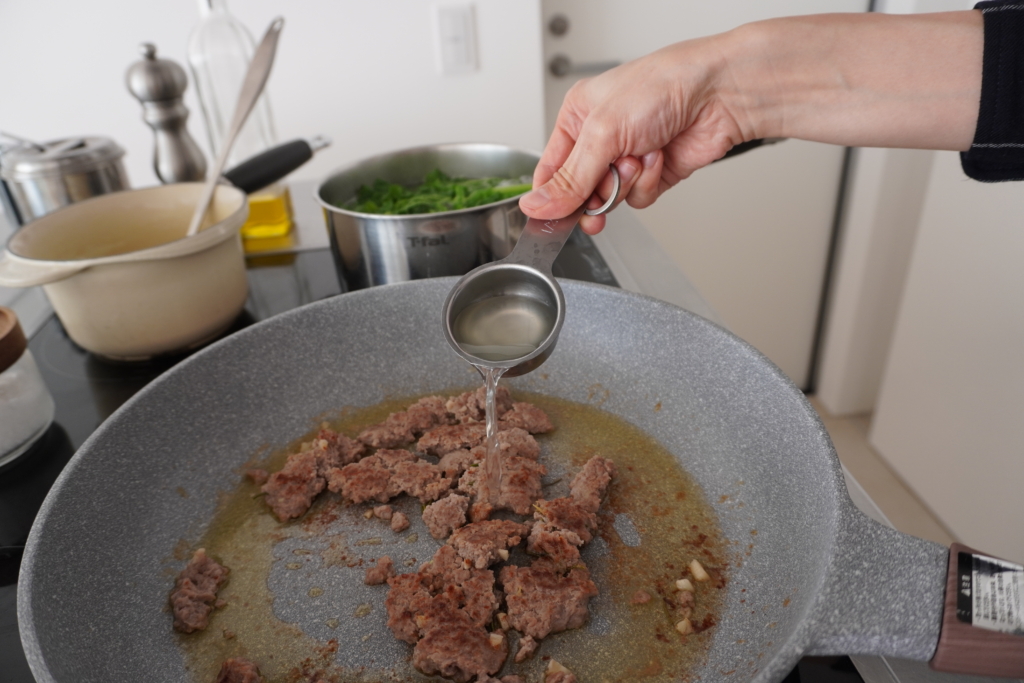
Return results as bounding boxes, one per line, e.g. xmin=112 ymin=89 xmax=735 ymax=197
xmin=434 ymin=3 xmax=478 ymax=75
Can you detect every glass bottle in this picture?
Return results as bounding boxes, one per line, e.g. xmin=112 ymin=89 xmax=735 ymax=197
xmin=187 ymin=0 xmax=293 ymax=240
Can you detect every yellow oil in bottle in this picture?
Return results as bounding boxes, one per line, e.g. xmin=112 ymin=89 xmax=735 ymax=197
xmin=241 ymin=184 xmax=293 ymax=240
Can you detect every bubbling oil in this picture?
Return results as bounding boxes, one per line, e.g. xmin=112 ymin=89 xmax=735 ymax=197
xmin=452 ymin=294 xmax=555 ymax=362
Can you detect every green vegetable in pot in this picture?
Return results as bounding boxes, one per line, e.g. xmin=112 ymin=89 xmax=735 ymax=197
xmin=347 ymin=169 xmax=532 ymax=215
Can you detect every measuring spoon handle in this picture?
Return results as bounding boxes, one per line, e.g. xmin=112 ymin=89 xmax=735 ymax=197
xmin=506 ymin=164 xmax=621 ymax=273
xmin=506 ymin=207 xmax=587 ymax=274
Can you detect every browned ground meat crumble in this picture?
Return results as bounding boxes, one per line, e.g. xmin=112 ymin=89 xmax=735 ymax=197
xmin=448 ymin=520 xmax=529 ymax=569
xmin=170 ymin=548 xmax=229 ymax=633
xmin=391 ymin=511 xmax=411 ymax=532
xmin=215 ymin=657 xmax=264 ymax=683
xmin=252 ymin=390 xmax=619 ymax=682
xmin=365 ymin=556 xmax=396 ymax=586
xmin=423 ymin=493 xmax=470 ymax=539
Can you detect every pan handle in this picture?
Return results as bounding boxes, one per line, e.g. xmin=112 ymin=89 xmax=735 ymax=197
xmin=808 ymin=509 xmax=1024 ymax=678
xmin=806 ymin=507 xmax=948 ymax=660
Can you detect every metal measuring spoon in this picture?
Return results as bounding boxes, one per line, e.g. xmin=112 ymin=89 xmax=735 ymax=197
xmin=442 ymin=165 xmax=621 ymax=377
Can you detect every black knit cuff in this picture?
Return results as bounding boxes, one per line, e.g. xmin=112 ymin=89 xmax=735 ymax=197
xmin=961 ymin=1 xmax=1024 ymax=181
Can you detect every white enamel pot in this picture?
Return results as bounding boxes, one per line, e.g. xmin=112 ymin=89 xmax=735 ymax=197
xmin=0 ymin=183 xmax=249 ymax=360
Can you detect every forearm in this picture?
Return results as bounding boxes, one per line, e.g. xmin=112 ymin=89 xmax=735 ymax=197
xmin=716 ymin=11 xmax=984 ymax=151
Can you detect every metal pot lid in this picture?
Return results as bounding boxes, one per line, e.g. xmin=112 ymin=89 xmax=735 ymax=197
xmin=0 ymin=136 xmax=126 ymax=179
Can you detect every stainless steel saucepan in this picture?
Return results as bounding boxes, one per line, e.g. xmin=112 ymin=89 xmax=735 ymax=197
xmin=315 ymin=143 xmax=540 ymax=290
xmin=18 ymin=279 xmax=1023 ymax=681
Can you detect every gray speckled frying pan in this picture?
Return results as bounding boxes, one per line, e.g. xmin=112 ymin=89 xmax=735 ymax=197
xmin=16 ymin=279 xmax=1013 ymax=682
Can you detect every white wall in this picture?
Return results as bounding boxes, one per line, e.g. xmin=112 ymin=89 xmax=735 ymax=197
xmin=0 ymin=0 xmax=546 ymax=189
xmin=870 ymin=150 xmax=1024 ymax=564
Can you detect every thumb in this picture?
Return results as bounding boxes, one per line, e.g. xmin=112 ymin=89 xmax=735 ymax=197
xmin=520 ymin=120 xmax=620 ymax=219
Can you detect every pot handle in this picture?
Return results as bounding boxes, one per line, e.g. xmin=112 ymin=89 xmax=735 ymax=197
xmin=222 ymin=136 xmax=331 ymax=194
xmin=809 ymin=509 xmax=1024 ymax=678
xmin=0 ymin=250 xmax=84 ymax=287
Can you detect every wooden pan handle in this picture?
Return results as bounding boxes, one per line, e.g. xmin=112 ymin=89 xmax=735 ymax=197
xmin=930 ymin=543 xmax=1024 ymax=678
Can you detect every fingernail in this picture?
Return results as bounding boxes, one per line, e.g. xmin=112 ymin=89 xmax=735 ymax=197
xmin=520 ymin=186 xmax=551 ymax=210
xmin=619 ymin=160 xmax=639 ymax=183
xmin=642 ymin=151 xmax=659 ymax=169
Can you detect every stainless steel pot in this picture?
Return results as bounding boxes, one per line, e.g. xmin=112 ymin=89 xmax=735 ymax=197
xmin=0 ymin=136 xmax=129 ymax=224
xmin=315 ymin=143 xmax=539 ymax=290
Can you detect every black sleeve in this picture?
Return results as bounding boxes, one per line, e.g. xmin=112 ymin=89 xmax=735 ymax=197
xmin=961 ymin=1 xmax=1024 ymax=182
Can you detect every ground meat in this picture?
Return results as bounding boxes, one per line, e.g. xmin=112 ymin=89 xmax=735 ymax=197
xmin=459 ymin=453 xmax=547 ymax=520
xmin=438 ymin=449 xmax=476 ymax=478
xmin=631 ymin=589 xmax=652 ymax=604
xmin=359 ymin=395 xmax=452 ymax=448
xmin=526 ymin=524 xmax=583 ymax=571
xmin=499 ymin=402 xmax=554 ymax=434
xmin=495 ymin=456 xmax=546 ymax=515
xmin=385 ymin=545 xmax=500 ymax=647
xmin=385 ymin=572 xmax=433 ymax=644
xmin=448 ymin=520 xmax=528 ymax=569
xmin=479 ymin=677 xmax=526 ymax=683
xmin=170 ymin=549 xmax=230 ymax=633
xmin=533 ymin=497 xmax=598 ymax=543
xmin=446 ymin=386 xmax=512 ymax=424
xmin=261 ymin=448 xmax=325 ymax=522
xmin=391 ymin=459 xmax=452 ymax=503
xmin=411 ymin=598 xmax=507 ymax=683
xmin=315 ymin=426 xmax=366 ymax=470
xmin=324 ymin=449 xmax=419 ymax=504
xmin=500 ymin=559 xmax=598 ymax=640
xmin=423 ymin=494 xmax=470 ymax=539
xmin=245 ymin=468 xmax=268 ymax=485
xmin=514 ymin=634 xmax=539 ymax=662
xmin=418 ymin=424 xmax=487 ymax=456
xmin=365 ymin=556 xmax=396 ymax=585
xmin=569 ymin=456 xmax=615 ymax=513
xmin=546 ymin=672 xmax=577 ymax=683
xmin=391 ymin=511 xmax=411 ymax=532
xmin=491 ymin=428 xmax=540 ymax=460
xmin=215 ymin=657 xmax=264 ymax=683
xmin=325 ymin=457 xmax=393 ymax=504
xmin=373 ymin=504 xmax=393 ymax=520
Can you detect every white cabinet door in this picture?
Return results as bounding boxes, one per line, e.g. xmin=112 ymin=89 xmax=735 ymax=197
xmin=541 ymin=0 xmax=867 ymax=388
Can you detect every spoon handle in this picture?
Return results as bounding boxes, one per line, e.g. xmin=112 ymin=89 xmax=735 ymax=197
xmin=505 ymin=207 xmax=587 ymax=274
xmin=186 ymin=17 xmax=285 ymax=237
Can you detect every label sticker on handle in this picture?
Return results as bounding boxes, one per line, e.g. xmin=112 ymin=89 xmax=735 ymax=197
xmin=956 ymin=551 xmax=1024 ymax=635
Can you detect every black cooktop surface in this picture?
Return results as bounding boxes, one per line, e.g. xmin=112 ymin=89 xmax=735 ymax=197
xmin=0 ymin=236 xmax=862 ymax=683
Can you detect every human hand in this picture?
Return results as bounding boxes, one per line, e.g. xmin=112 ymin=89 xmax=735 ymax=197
xmin=520 ymin=36 xmax=749 ymax=234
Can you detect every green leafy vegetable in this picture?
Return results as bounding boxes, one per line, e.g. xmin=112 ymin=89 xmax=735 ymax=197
xmin=346 ymin=169 xmax=532 ymax=215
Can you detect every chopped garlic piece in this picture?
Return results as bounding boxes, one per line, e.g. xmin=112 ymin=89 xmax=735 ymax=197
xmin=676 ymin=578 xmax=695 ymax=592
xmin=689 ymin=559 xmax=710 ymax=581
xmin=547 ymin=659 xmax=572 ymax=675
xmin=489 ymin=632 xmax=504 ymax=648
xmin=363 ymin=509 xmax=374 ymax=519
xmin=497 ymin=612 xmax=510 ymax=631
xmin=675 ymin=618 xmax=694 ymax=635
xmin=497 ymin=548 xmax=510 ymax=561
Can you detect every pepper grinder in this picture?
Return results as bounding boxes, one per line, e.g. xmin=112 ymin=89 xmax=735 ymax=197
xmin=126 ymin=43 xmax=208 ymax=183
